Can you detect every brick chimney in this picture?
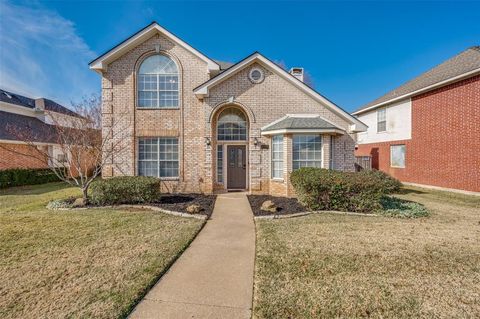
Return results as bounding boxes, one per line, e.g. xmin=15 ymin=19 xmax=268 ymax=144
xmin=34 ymin=98 xmax=45 ymax=112
xmin=289 ymin=67 xmax=304 ymax=82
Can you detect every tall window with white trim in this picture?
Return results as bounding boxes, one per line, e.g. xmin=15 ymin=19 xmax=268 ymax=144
xmin=217 ymin=145 xmax=223 ymax=183
xmin=271 ymin=135 xmax=283 ymax=179
xmin=390 ymin=144 xmax=406 ymax=168
xmin=138 ymin=137 xmax=179 ymax=178
xmin=293 ymin=135 xmax=322 ymax=170
xmin=377 ymin=107 xmax=386 ymax=132
xmin=138 ymin=55 xmax=179 ymax=108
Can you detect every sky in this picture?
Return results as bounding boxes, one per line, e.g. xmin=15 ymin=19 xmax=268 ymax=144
xmin=0 ymin=0 xmax=479 ymax=112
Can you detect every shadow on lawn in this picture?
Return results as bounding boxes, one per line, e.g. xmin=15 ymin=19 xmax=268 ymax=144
xmin=397 ymin=188 xmax=426 ymax=195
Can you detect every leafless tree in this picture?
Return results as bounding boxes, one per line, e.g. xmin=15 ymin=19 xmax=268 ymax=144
xmin=2 ymin=94 xmax=129 ymax=203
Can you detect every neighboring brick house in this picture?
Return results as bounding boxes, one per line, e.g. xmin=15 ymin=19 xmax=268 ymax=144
xmin=354 ymin=47 xmax=480 ymax=193
xmin=89 ymin=22 xmax=367 ymax=196
xmin=0 ymin=89 xmax=80 ymax=170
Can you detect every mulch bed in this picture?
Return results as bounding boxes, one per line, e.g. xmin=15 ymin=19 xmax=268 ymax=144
xmin=152 ymin=194 xmax=216 ymax=217
xmin=247 ymin=195 xmax=307 ymax=217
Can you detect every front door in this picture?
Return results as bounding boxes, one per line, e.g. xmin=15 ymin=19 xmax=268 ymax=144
xmin=227 ymin=145 xmax=247 ymax=189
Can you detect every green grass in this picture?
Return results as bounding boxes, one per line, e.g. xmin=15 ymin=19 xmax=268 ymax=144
xmin=0 ymin=182 xmax=204 ymax=319
xmin=254 ymin=186 xmax=480 ymax=318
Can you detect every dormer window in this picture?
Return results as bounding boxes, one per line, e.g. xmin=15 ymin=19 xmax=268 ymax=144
xmin=138 ymin=54 xmax=179 ymax=108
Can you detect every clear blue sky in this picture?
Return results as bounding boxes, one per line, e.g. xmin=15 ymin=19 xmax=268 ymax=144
xmin=1 ymin=1 xmax=479 ymax=112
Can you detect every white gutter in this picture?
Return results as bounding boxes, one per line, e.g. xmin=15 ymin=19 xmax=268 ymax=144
xmin=261 ymin=128 xmax=345 ymax=136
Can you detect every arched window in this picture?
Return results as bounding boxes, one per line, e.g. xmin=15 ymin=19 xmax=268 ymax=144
xmin=217 ymin=108 xmax=247 ymax=141
xmin=138 ymin=54 xmax=179 ymax=108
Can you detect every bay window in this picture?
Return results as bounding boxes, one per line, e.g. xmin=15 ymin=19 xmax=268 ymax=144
xmin=293 ymin=135 xmax=322 ymax=170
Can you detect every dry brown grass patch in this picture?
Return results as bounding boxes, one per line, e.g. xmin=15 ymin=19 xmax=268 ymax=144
xmin=254 ymin=186 xmax=480 ymax=318
xmin=0 ymin=182 xmax=204 ymax=319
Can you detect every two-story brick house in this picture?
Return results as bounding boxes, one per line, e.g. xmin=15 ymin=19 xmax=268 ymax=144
xmin=89 ymin=22 xmax=366 ymax=196
xmin=354 ymin=46 xmax=480 ymax=193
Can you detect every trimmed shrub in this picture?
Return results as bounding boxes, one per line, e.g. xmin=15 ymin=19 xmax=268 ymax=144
xmin=358 ymin=169 xmax=402 ymax=194
xmin=90 ymin=176 xmax=161 ymax=206
xmin=0 ymin=168 xmax=62 ymax=188
xmin=290 ymin=168 xmax=395 ymax=213
xmin=379 ymin=196 xmax=429 ymax=218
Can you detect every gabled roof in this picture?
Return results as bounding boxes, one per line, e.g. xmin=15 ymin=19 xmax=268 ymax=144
xmin=354 ymin=46 xmax=480 ymax=115
xmin=1 ymin=89 xmax=80 ymax=118
xmin=194 ymin=52 xmax=367 ymax=132
xmin=261 ymin=114 xmax=344 ymax=136
xmin=89 ymin=22 xmax=220 ymax=73
xmin=0 ymin=110 xmax=58 ymax=144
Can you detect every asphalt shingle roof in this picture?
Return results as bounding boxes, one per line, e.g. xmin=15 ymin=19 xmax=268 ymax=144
xmin=355 ymin=46 xmax=480 ymax=113
xmin=0 ymin=89 xmax=80 ymax=118
xmin=0 ymin=111 xmax=58 ymax=144
xmin=214 ymin=59 xmax=234 ymax=71
xmin=262 ymin=116 xmax=341 ymax=132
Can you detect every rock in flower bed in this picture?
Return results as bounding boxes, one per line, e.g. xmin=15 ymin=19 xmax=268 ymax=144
xmin=247 ymin=195 xmax=307 ymax=216
xmin=152 ymin=194 xmax=216 ymax=217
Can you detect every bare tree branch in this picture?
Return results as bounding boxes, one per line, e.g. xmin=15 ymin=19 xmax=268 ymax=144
xmin=1 ymin=94 xmax=130 ymax=203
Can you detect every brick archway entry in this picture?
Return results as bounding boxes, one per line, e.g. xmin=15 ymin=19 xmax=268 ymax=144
xmin=212 ymin=106 xmax=250 ymax=191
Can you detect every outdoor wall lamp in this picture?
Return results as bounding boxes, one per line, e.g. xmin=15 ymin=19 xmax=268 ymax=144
xmin=205 ymin=137 xmax=211 ymax=146
xmin=253 ymin=137 xmax=259 ymax=146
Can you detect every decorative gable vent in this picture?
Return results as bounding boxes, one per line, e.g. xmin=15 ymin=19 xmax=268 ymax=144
xmin=289 ymin=67 xmax=304 ymax=82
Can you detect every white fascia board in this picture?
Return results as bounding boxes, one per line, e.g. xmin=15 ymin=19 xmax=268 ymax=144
xmin=0 ymin=139 xmax=55 ymax=146
xmin=0 ymin=101 xmax=38 ymax=117
xmin=353 ymin=68 xmax=480 ymax=115
xmin=261 ymin=128 xmax=345 ymax=136
xmin=89 ymin=23 xmax=220 ymax=72
xmin=194 ymin=53 xmax=367 ymax=129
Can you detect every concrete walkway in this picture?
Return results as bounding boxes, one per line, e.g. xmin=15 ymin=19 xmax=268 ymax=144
xmin=129 ymin=192 xmax=255 ymax=319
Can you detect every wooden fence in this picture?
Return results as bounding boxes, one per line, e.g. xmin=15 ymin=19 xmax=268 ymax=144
xmin=355 ymin=156 xmax=372 ymax=171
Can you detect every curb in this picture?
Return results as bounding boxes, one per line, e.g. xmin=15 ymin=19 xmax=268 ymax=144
xmin=53 ymin=204 xmax=208 ymax=220
xmin=254 ymin=210 xmax=381 ymax=220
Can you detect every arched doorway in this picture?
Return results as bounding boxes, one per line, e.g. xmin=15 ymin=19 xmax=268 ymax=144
xmin=215 ymin=107 xmax=249 ymax=190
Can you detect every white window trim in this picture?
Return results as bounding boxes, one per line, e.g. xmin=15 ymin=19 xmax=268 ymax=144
xmin=137 ymin=55 xmax=180 ymax=109
xmin=271 ymin=135 xmax=283 ymax=179
xmin=377 ymin=107 xmax=386 ymax=133
xmin=390 ymin=144 xmax=406 ymax=168
xmin=292 ymin=134 xmax=323 ymax=170
xmin=217 ymin=144 xmax=224 ymax=184
xmin=137 ymin=137 xmax=180 ymax=179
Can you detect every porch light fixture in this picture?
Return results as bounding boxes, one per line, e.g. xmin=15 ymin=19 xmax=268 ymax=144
xmin=253 ymin=137 xmax=259 ymax=146
xmin=205 ymin=137 xmax=211 ymax=146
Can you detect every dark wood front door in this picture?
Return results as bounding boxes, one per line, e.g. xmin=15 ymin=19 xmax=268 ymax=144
xmin=227 ymin=145 xmax=247 ymax=189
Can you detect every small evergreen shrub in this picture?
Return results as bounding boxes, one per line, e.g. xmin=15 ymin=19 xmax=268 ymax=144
xmin=290 ymin=168 xmax=399 ymax=213
xmin=90 ymin=176 xmax=161 ymax=206
xmin=0 ymin=168 xmax=63 ymax=188
xmin=378 ymin=196 xmax=429 ymax=218
xmin=358 ymin=169 xmax=402 ymax=194
xmin=290 ymin=167 xmax=401 ymax=213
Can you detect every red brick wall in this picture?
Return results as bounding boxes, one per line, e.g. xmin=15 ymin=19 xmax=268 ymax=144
xmin=356 ymin=75 xmax=480 ymax=192
xmin=0 ymin=143 xmax=48 ymax=170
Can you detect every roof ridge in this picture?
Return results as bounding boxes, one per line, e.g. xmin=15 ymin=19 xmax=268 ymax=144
xmin=354 ymin=46 xmax=480 ymax=113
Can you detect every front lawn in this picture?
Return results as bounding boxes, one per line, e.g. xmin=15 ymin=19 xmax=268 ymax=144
xmin=254 ymin=186 xmax=480 ymax=318
xmin=0 ymin=182 xmax=204 ymax=319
